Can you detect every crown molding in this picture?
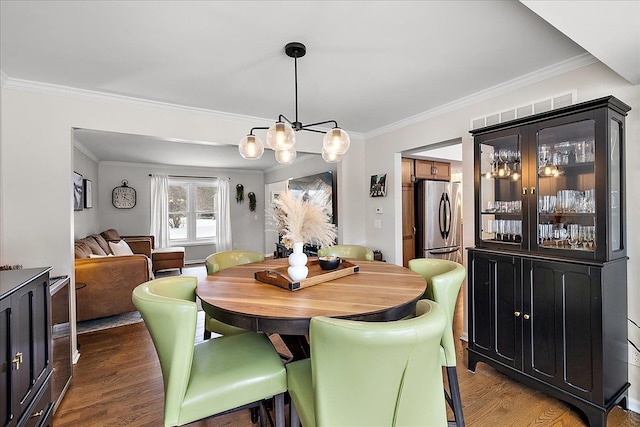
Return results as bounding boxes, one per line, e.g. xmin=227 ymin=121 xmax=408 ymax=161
xmin=1 ymin=74 xmax=273 ymax=124
xmin=365 ymin=53 xmax=599 ymax=139
xmin=100 ymin=160 xmax=266 ymax=175
xmin=0 ymin=73 xmax=366 ymax=139
xmin=73 ymin=139 xmax=100 ymax=163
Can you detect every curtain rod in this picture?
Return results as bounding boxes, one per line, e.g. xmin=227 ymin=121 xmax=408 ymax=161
xmin=148 ymin=174 xmax=230 ymax=180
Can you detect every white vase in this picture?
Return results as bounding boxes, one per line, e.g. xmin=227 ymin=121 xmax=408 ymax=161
xmin=288 ymin=242 xmax=308 ymax=281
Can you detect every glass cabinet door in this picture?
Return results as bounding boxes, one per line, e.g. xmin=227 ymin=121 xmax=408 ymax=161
xmin=535 ymin=120 xmax=596 ymax=255
xmin=478 ymin=134 xmax=523 ymax=248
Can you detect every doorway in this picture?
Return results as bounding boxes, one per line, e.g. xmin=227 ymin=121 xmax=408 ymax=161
xmin=401 ymin=139 xmax=463 ymax=267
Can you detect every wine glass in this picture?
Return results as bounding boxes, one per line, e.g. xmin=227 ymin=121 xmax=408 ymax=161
xmin=568 ymin=224 xmax=580 ymax=249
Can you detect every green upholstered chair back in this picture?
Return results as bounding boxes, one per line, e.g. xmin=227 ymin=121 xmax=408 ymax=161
xmin=205 ymin=250 xmax=265 ymax=274
xmin=309 ymin=299 xmax=447 ymax=426
xmin=408 ymin=258 xmax=466 ymax=366
xmin=317 ymin=245 xmax=374 ymax=261
xmin=132 ymin=276 xmax=199 ymax=426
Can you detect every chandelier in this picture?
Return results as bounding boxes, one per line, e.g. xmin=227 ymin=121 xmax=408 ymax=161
xmin=238 ymin=42 xmax=350 ymax=164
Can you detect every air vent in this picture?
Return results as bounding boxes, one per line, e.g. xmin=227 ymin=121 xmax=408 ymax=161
xmin=471 ymin=91 xmax=576 ymax=130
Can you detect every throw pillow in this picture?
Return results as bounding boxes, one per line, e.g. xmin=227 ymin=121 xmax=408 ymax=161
xmin=101 ymin=229 xmax=121 ymax=241
xmin=74 ymin=241 xmax=92 ymax=259
xmin=89 ymin=254 xmax=115 ymax=258
xmin=81 ymin=237 xmax=107 ymax=256
xmin=109 ymin=240 xmax=134 ymax=256
xmin=92 ymin=234 xmax=112 ymax=254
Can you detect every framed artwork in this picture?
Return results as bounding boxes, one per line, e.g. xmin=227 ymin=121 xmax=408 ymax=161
xmin=84 ymin=179 xmax=93 ymax=208
xmin=369 ymin=173 xmax=387 ymax=197
xmin=73 ymin=171 xmax=83 ymax=211
xmin=271 ymin=191 xmax=281 ymax=206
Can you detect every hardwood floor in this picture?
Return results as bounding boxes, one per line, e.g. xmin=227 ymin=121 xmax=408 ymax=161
xmin=54 ymin=269 xmax=639 ymax=426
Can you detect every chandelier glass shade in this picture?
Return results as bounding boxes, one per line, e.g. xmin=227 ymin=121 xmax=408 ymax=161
xmin=238 ymin=42 xmax=350 ymax=163
xmin=238 ymin=134 xmax=265 ymax=159
xmin=266 ymin=121 xmax=296 ymax=150
xmin=275 ymin=147 xmax=297 ymax=164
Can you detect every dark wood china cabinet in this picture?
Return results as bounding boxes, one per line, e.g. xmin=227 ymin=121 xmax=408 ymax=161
xmin=467 ymin=96 xmax=630 ymax=427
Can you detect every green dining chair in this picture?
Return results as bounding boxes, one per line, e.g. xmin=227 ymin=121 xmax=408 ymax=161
xmin=132 ymin=276 xmax=286 ymax=427
xmin=408 ymin=258 xmax=467 ymax=427
xmin=286 ymin=299 xmax=448 ymax=427
xmin=203 ymin=250 xmax=265 ymax=339
xmin=317 ymin=244 xmax=374 ymax=261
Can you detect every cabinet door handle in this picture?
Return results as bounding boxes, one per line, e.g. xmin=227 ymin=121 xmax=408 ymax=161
xmin=523 ymin=314 xmax=530 ymax=320
xmin=11 ymin=352 xmax=23 ymax=370
xmin=30 ymin=410 xmax=44 ymax=418
xmin=530 ymin=187 xmax=536 ymax=195
xmin=514 ymin=311 xmax=521 ymax=317
xmin=522 ymin=188 xmax=528 ymax=195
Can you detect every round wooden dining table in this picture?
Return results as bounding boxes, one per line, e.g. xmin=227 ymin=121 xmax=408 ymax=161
xmin=196 ymin=258 xmax=427 ymax=359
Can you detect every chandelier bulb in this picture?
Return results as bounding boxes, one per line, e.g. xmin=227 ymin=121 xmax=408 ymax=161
xmin=322 ymin=127 xmax=350 ymax=155
xmin=267 ymin=121 xmax=295 ymax=150
xmin=275 ymin=147 xmax=297 ymax=164
xmin=238 ymin=134 xmax=264 ymax=159
xmin=322 ymin=149 xmax=344 ymax=163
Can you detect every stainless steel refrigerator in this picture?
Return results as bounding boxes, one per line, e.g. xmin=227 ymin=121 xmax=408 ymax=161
xmin=415 ymin=180 xmax=462 ymax=263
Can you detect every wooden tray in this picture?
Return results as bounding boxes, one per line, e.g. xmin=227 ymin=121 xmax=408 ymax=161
xmin=255 ymin=259 xmax=359 ymax=291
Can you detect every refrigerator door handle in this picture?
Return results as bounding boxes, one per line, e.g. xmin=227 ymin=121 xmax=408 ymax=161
xmin=444 ymin=193 xmax=451 ymax=239
xmin=438 ymin=193 xmax=446 ymax=239
xmin=424 ymin=246 xmax=460 ymax=255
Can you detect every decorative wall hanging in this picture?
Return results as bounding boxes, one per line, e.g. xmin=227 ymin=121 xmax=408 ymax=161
xmin=236 ymin=183 xmax=244 ymax=203
xmin=369 ymin=173 xmax=387 ymax=197
xmin=84 ymin=179 xmax=93 ymax=209
xmin=73 ymin=171 xmax=83 ymax=211
xmin=248 ymin=192 xmax=256 ymax=212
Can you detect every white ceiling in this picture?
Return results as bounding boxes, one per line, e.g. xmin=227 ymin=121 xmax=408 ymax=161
xmin=1 ymin=1 xmax=637 ymax=169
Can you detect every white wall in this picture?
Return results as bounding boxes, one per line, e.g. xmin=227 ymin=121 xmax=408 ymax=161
xmin=365 ymin=61 xmax=640 ymax=410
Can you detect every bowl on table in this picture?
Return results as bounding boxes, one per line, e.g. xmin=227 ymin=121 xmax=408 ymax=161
xmin=318 ymin=256 xmax=341 ymax=270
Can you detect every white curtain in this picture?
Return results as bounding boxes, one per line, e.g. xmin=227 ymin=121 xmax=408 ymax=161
xmin=150 ymin=174 xmax=170 ymax=248
xmin=216 ymin=178 xmax=233 ymax=251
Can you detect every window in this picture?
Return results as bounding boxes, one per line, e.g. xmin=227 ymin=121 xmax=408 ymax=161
xmin=168 ymin=179 xmax=217 ymax=244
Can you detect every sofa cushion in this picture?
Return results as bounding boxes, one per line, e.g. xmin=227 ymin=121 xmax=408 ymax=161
xmin=80 ymin=237 xmax=107 ymax=256
xmin=74 ymin=241 xmax=92 ymax=259
xmin=109 ymin=240 xmax=134 ymax=256
xmin=101 ymin=229 xmax=121 ymax=241
xmin=92 ymin=234 xmax=112 ymax=254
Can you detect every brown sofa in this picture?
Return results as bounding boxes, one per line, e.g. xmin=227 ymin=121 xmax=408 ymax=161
xmin=74 ymin=230 xmax=153 ymax=322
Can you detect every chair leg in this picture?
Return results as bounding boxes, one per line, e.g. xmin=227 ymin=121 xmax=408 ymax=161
xmin=251 ymin=406 xmax=260 ymax=424
xmin=446 ymin=366 xmax=465 ymax=427
xmin=203 ymin=329 xmax=212 ymax=340
xmin=258 ymin=402 xmax=267 ymax=427
xmin=274 ymin=393 xmax=285 ymax=427
xmin=290 ymin=399 xmax=301 ymax=427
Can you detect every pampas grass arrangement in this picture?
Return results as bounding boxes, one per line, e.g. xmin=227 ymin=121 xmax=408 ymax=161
xmin=271 ymin=191 xmax=336 ymax=249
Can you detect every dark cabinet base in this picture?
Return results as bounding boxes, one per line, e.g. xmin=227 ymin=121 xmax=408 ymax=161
xmin=468 ymin=350 xmax=629 ymax=427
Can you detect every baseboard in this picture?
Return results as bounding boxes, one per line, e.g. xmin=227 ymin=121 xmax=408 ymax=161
xmin=629 ymin=395 xmax=640 ymax=415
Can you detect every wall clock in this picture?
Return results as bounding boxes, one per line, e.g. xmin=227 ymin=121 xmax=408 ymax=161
xmin=112 ymin=180 xmax=136 ymax=209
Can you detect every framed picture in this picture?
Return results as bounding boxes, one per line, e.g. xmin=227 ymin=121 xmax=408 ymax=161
xmin=270 ymin=191 xmax=281 ymax=205
xmin=84 ymin=179 xmax=93 ymax=209
xmin=369 ymin=173 xmax=387 ymax=197
xmin=73 ymin=171 xmax=83 ymax=211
